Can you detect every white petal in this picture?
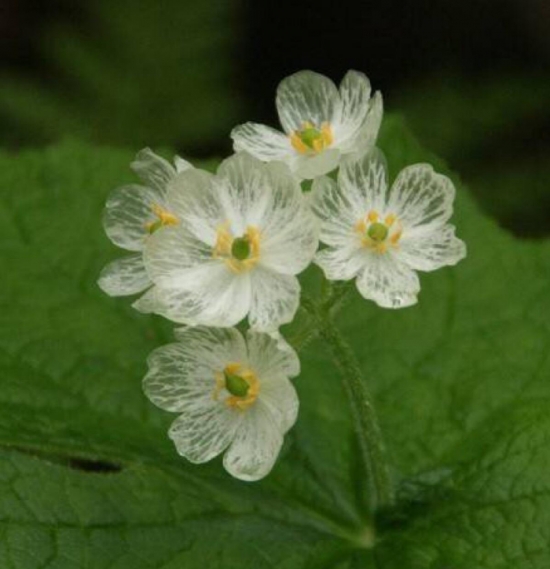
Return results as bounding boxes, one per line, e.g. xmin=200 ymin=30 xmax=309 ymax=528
xmin=223 ymin=403 xmax=284 ymax=481
xmin=143 ymin=328 xmax=247 ymax=412
xmin=173 ymin=155 xmax=193 ymax=173
xmin=130 ymin=147 xmax=176 ymax=193
xmin=338 ymin=147 xmax=390 ymax=215
xmin=259 ymin=164 xmax=319 ymax=275
xmin=388 ymin=164 xmax=456 ymax=231
xmin=276 ymin=70 xmax=341 ymax=134
xmin=315 ymin=246 xmax=366 ymax=281
xmin=169 ymin=403 xmax=241 ymax=464
xmin=246 ymin=330 xmax=300 ymax=379
xmin=399 ymin=224 xmax=467 ymax=271
xmin=166 ymin=169 xmax=221 ymax=245
xmin=345 ymin=91 xmax=383 ymax=156
xmin=332 ymin=71 xmax=377 ymax=152
xmin=356 ymin=254 xmax=420 ymax=309
xmin=310 ymin=175 xmax=361 ymax=247
xmin=132 ymin=285 xmax=159 ymax=313
xmin=148 ymin=265 xmax=252 ymax=327
xmin=292 ymin=148 xmax=341 ymax=180
xmin=103 ymin=184 xmax=159 ymax=251
xmin=259 ymin=375 xmax=299 ymax=434
xmin=249 ymin=268 xmax=300 ymax=332
xmin=97 ymin=254 xmax=150 ymax=296
xmin=231 ymin=122 xmax=294 ymax=162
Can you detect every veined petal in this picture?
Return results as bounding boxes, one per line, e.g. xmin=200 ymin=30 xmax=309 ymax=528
xmin=259 ymin=375 xmax=299 ymax=433
xmin=259 ymin=163 xmax=319 ymax=275
xmin=276 ymin=70 xmax=341 ymax=134
xmin=231 ymin=122 xmax=294 ymax=162
xmin=147 ymin=265 xmax=252 ymax=327
xmin=388 ymin=164 xmax=456 ymax=231
xmin=249 ymin=268 xmax=300 ymax=332
xmin=310 ymin=175 xmax=361 ymax=247
xmin=291 ymin=148 xmax=341 ymax=180
xmin=103 ymin=184 xmax=159 ymax=251
xmin=356 ymin=254 xmax=420 ymax=309
xmin=174 ymin=155 xmax=193 ymax=173
xmin=333 ymin=70 xmax=375 ymax=151
xmin=166 ymin=169 xmax=221 ymax=245
xmin=338 ymin=147 xmax=389 ymax=215
xmin=130 ymin=148 xmax=176 ymax=194
xmin=345 ymin=91 xmax=383 ymax=156
xmin=97 ymin=254 xmax=150 ymax=296
xmin=144 ymin=225 xmax=214 ymax=286
xmin=169 ymin=401 xmax=241 ymax=464
xmin=246 ymin=330 xmax=300 ymax=379
xmin=399 ymin=224 xmax=467 ymax=271
xmin=132 ymin=284 xmax=159 ymax=313
xmin=143 ymin=328 xmax=247 ymax=412
xmin=223 ymin=403 xmax=284 ymax=481
xmin=315 ymin=246 xmax=366 ymax=281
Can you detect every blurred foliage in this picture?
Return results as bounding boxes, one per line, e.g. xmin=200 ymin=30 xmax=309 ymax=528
xmin=397 ymin=72 xmax=550 ymax=237
xmin=0 ymin=0 xmax=243 ymax=152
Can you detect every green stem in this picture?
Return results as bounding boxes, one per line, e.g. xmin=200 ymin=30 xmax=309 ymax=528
xmin=301 ymin=295 xmax=394 ymax=513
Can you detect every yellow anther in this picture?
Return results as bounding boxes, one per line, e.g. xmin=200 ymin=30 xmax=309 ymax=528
xmin=213 ymin=362 xmax=260 ymax=411
xmin=290 ymin=121 xmax=333 ymax=155
xmin=385 ymin=214 xmax=396 ymax=227
xmin=368 ymin=210 xmax=379 ymax=223
xmin=146 ymin=204 xmax=179 ymax=233
xmin=213 ymin=223 xmax=261 ymax=273
xmin=356 ymin=211 xmax=403 ymax=254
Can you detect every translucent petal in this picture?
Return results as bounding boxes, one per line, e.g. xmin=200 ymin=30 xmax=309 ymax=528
xmin=398 ymin=224 xmax=467 ymax=271
xmin=332 ymin=70 xmax=374 ymax=151
xmin=143 ymin=328 xmax=247 ymax=412
xmin=292 ymin=148 xmax=341 ymax=180
xmin=345 ymin=91 xmax=383 ymax=156
xmin=166 ymin=169 xmax=221 ymax=245
xmin=249 ymin=267 xmax=300 ymax=332
xmin=169 ymin=402 xmax=241 ymax=464
xmin=103 ymin=184 xmax=159 ymax=251
xmin=97 ymin=253 xmax=150 ymax=297
xmin=173 ymin=155 xmax=193 ymax=173
xmin=310 ymin=175 xmax=361 ymax=247
xmin=223 ymin=403 xmax=284 ymax=481
xmin=246 ymin=330 xmax=300 ymax=379
xmin=315 ymin=246 xmax=366 ymax=281
xmin=356 ymin=254 xmax=420 ymax=309
xmin=276 ymin=70 xmax=341 ymax=134
xmin=259 ymin=375 xmax=299 ymax=433
xmin=231 ymin=122 xmax=293 ymax=161
xmin=258 ymin=164 xmax=319 ymax=275
xmin=130 ymin=147 xmax=176 ymax=194
xmin=338 ymin=148 xmax=389 ymax=215
xmin=388 ymin=164 xmax=456 ymax=231
xmin=132 ymin=285 xmax=159 ymax=314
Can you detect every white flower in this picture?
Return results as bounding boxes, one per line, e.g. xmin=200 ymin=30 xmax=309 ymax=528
xmin=143 ymin=327 xmax=300 ymax=481
xmin=98 ymin=148 xmax=192 ymax=299
xmin=139 ymin=152 xmax=319 ymax=332
xmin=231 ymin=70 xmax=383 ymax=180
xmin=311 ymin=148 xmax=466 ymax=308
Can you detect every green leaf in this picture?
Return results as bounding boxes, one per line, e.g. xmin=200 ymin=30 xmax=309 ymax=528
xmin=1 ymin=117 xmax=550 ymax=567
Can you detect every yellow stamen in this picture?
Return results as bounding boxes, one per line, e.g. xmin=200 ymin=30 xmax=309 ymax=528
xmin=355 ymin=210 xmax=403 ymax=254
xmin=213 ymin=362 xmax=260 ymax=411
xmin=213 ymin=223 xmax=261 ymax=273
xmin=145 ymin=203 xmax=179 ymax=233
xmin=290 ymin=121 xmax=333 ymax=155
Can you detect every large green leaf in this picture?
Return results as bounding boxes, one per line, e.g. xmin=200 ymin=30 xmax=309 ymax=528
xmin=1 ymin=118 xmax=549 ymax=567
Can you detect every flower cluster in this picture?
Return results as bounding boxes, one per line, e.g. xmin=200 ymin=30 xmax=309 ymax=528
xmin=99 ymin=70 xmax=466 ymax=481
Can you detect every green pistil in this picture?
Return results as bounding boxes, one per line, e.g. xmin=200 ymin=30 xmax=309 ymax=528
xmin=300 ymin=127 xmax=322 ymax=149
xmin=231 ymin=236 xmax=251 ymax=260
xmin=224 ymin=372 xmax=249 ymax=397
xmin=367 ymin=222 xmax=389 ymax=242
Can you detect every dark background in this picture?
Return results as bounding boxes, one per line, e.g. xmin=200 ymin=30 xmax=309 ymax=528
xmin=1 ymin=0 xmax=549 ymax=235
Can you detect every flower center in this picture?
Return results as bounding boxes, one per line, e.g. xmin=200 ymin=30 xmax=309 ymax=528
xmin=213 ymin=363 xmax=260 ymax=411
xmin=355 ymin=210 xmax=402 ymax=254
xmin=290 ymin=121 xmax=333 ymax=154
xmin=145 ymin=203 xmax=179 ymax=234
xmin=213 ymin=223 xmax=261 ymax=273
